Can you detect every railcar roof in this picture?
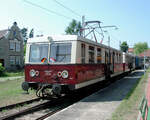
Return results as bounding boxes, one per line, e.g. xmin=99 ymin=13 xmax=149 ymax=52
xmin=27 ymin=35 xmax=78 ymax=43
xmin=27 ymin=35 xmax=121 ymax=53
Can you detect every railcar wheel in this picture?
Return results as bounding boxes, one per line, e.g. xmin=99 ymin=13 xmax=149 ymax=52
xmin=52 ymin=84 xmax=62 ymax=96
xmin=22 ymin=82 xmax=29 ymax=91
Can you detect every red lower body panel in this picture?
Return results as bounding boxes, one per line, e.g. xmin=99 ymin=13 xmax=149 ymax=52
xmin=25 ymin=64 xmax=105 ymax=86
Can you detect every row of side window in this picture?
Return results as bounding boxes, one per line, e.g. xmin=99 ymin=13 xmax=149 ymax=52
xmin=81 ymin=43 xmax=121 ymax=64
xmin=81 ymin=43 xmax=102 ymax=64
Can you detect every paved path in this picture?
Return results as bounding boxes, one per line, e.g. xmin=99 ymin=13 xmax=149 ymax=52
xmin=0 ymin=76 xmax=24 ymax=82
xmin=45 ymin=70 xmax=144 ymax=120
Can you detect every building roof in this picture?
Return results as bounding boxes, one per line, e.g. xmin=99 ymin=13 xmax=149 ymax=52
xmin=128 ymin=48 xmax=134 ymax=53
xmin=0 ymin=29 xmax=8 ymax=39
xmin=139 ymin=49 xmax=150 ymax=57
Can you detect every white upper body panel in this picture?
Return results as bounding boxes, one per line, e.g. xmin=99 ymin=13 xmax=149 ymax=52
xmin=27 ymin=35 xmax=121 ymax=52
xmin=27 ymin=35 xmax=78 ymax=43
xmin=26 ymin=35 xmax=123 ymax=64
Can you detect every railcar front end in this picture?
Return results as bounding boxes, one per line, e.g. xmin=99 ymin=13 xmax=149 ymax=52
xmin=22 ymin=36 xmax=79 ymax=97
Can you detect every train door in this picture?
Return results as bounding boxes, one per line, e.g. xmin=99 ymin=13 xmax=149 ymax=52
xmin=110 ymin=52 xmax=114 ymax=74
xmin=112 ymin=52 xmax=115 ymax=73
xmin=105 ymin=51 xmax=108 ymax=64
xmin=105 ymin=51 xmax=110 ymax=78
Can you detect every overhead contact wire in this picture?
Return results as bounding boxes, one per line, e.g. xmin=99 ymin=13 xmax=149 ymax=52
xmin=23 ymin=0 xmax=73 ymax=20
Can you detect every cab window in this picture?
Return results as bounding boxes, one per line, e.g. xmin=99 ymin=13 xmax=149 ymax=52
xmin=50 ymin=43 xmax=72 ymax=63
xmin=29 ymin=44 xmax=48 ymax=63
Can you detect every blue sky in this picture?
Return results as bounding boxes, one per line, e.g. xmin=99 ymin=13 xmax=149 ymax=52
xmin=0 ymin=0 xmax=150 ymax=49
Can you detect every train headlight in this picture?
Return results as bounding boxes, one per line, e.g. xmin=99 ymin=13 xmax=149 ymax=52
xmin=57 ymin=71 xmax=62 ymax=77
xmin=30 ymin=69 xmax=36 ymax=77
xmin=61 ymin=70 xmax=68 ymax=78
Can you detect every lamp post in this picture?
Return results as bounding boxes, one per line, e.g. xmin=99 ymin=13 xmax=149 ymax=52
xmin=144 ymin=51 xmax=146 ymax=74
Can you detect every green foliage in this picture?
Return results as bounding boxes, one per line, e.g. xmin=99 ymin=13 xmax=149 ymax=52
xmin=134 ymin=42 xmax=148 ymax=55
xmin=65 ymin=19 xmax=82 ymax=36
xmin=24 ymin=44 xmax=26 ymax=55
xmin=21 ymin=28 xmax=28 ymax=43
xmin=0 ymin=63 xmax=5 ymax=76
xmin=120 ymin=41 xmax=129 ymax=52
xmin=3 ymin=70 xmax=24 ymax=77
xmin=29 ymin=28 xmax=34 ymax=38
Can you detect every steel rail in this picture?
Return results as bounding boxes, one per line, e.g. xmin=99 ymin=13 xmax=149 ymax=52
xmin=0 ymin=98 xmax=41 ymax=112
xmin=0 ymin=97 xmax=65 ymax=120
xmin=36 ymin=106 xmax=65 ymax=120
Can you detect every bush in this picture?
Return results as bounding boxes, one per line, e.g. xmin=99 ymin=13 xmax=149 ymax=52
xmin=0 ymin=63 xmax=5 ymax=76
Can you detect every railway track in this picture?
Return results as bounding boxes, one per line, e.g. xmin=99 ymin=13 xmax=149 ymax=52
xmin=0 ymin=98 xmax=41 ymax=112
xmin=0 ymin=72 xmax=130 ymax=120
xmin=36 ymin=105 xmax=66 ymax=120
xmin=0 ymin=97 xmax=66 ymax=120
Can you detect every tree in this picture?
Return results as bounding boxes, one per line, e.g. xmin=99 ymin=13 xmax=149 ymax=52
xmin=120 ymin=41 xmax=129 ymax=52
xmin=65 ymin=19 xmax=82 ymax=36
xmin=29 ymin=28 xmax=34 ymax=38
xmin=21 ymin=28 xmax=28 ymax=43
xmin=24 ymin=44 xmax=26 ymax=55
xmin=134 ymin=42 xmax=148 ymax=55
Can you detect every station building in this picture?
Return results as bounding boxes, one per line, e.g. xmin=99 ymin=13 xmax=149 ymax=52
xmin=0 ymin=22 xmax=24 ymax=71
xmin=139 ymin=49 xmax=150 ymax=68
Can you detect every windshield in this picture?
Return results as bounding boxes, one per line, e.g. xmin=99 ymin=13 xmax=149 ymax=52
xmin=50 ymin=43 xmax=72 ymax=63
xmin=29 ymin=44 xmax=48 ymax=63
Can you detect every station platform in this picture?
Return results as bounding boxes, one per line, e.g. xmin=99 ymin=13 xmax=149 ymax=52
xmin=45 ymin=70 xmax=144 ymax=120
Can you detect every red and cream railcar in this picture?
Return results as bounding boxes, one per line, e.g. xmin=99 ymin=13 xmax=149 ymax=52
xmin=22 ymin=35 xmax=132 ymax=97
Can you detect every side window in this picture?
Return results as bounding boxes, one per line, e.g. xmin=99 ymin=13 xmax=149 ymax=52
xmin=9 ymin=42 xmax=15 ymax=51
xmin=89 ymin=46 xmax=95 ymax=63
xmin=16 ymin=56 xmax=21 ymax=65
xmin=16 ymin=43 xmax=21 ymax=52
xmin=10 ymin=56 xmax=15 ymax=65
xmin=81 ymin=43 xmax=85 ymax=63
xmin=97 ymin=48 xmax=101 ymax=63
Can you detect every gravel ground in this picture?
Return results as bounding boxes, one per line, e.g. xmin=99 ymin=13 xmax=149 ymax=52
xmin=45 ymin=70 xmax=144 ymax=120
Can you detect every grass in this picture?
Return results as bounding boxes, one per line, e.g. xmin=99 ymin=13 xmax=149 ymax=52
xmin=111 ymin=69 xmax=150 ymax=120
xmin=0 ymin=70 xmax=24 ymax=77
xmin=0 ymin=78 xmax=37 ymax=107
